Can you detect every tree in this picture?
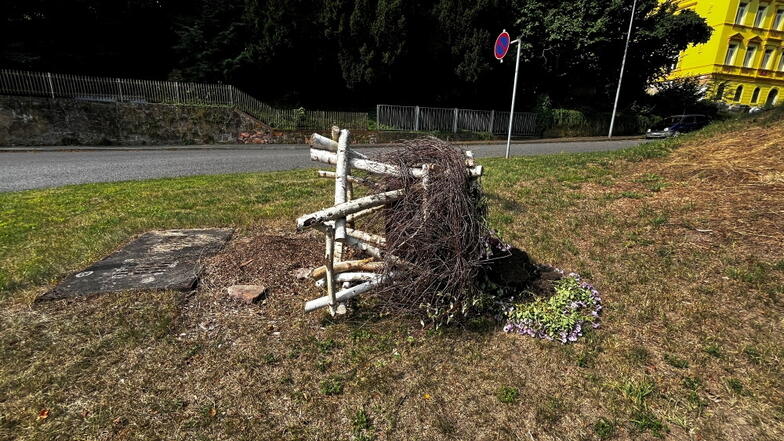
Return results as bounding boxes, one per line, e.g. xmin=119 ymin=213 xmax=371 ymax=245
xmin=511 ymin=0 xmax=712 ymax=110
xmin=1 ymin=0 xmax=194 ymax=78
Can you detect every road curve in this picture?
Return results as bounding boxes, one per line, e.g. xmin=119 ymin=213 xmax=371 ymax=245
xmin=0 ymin=139 xmax=646 ymax=193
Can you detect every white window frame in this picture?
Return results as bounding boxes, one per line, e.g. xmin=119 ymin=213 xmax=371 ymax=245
xmin=736 ymin=2 xmax=749 ymax=25
xmin=743 ymin=44 xmax=758 ymax=68
xmin=755 ymin=4 xmax=769 ymax=28
xmin=774 ymin=9 xmax=784 ymax=30
xmin=762 ymin=48 xmax=774 ymax=69
xmin=725 ymin=42 xmax=739 ymax=65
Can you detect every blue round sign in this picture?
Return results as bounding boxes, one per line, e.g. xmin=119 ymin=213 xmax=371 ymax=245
xmin=494 ymin=31 xmax=511 ymax=60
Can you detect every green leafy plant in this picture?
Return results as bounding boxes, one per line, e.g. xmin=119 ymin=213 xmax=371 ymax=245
xmin=505 ymin=273 xmax=601 ymax=343
xmin=496 ymin=386 xmax=519 ymax=404
xmin=351 ymin=408 xmax=375 ymax=441
xmin=594 ymin=418 xmax=616 ymax=439
xmin=319 ymin=376 xmax=344 ymax=396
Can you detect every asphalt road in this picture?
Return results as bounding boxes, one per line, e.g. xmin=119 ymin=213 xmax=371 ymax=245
xmin=0 ymin=139 xmax=646 ymax=193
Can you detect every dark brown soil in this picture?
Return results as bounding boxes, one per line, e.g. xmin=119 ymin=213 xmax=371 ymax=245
xmin=201 ymin=231 xmax=325 ymax=296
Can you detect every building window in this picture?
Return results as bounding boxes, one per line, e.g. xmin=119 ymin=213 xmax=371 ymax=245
xmin=725 ymin=42 xmax=739 ymax=65
xmin=774 ymin=9 xmax=784 ymax=30
xmin=755 ymin=4 xmax=768 ymax=28
xmin=736 ymin=2 xmax=749 ymax=25
xmin=752 ymin=87 xmax=761 ymax=103
xmin=762 ymin=48 xmax=774 ymax=69
xmin=766 ymin=89 xmax=779 ymax=106
xmin=715 ymin=83 xmax=726 ymax=99
xmin=743 ymin=45 xmax=758 ymax=67
xmin=734 ymin=85 xmax=744 ymax=101
xmin=779 ymin=50 xmax=784 ymax=71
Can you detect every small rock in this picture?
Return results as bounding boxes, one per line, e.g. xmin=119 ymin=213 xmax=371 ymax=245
xmin=227 ymin=285 xmax=268 ymax=304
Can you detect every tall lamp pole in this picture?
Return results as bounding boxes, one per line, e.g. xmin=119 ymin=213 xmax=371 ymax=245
xmin=505 ymin=37 xmax=521 ymax=159
xmin=609 ymin=0 xmax=638 ymax=139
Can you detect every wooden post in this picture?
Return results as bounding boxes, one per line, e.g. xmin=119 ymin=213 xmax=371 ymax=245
xmin=333 ymin=129 xmax=350 ymax=262
xmin=324 ymin=228 xmax=337 ymax=315
xmin=421 ymin=164 xmax=432 ymax=222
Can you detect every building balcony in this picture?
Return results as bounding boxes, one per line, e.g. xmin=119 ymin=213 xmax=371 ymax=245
xmin=727 ymin=23 xmax=784 ymax=41
xmin=715 ymin=64 xmax=784 ymax=81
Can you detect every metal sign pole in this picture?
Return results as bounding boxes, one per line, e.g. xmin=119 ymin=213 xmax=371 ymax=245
xmin=609 ymin=0 xmax=638 ymax=139
xmin=505 ymin=39 xmax=521 ymax=159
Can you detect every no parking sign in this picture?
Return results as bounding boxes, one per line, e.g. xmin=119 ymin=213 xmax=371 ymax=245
xmin=494 ymin=30 xmax=511 ymax=61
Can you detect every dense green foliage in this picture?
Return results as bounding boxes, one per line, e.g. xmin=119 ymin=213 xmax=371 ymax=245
xmin=2 ymin=0 xmax=710 ymax=110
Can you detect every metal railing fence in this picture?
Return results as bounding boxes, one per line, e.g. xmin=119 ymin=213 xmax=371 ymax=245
xmin=0 ymin=69 xmax=368 ymax=130
xmin=376 ymin=104 xmax=538 ymax=136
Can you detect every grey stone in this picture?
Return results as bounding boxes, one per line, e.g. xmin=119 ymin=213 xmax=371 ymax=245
xmin=38 ymin=228 xmax=233 ymax=301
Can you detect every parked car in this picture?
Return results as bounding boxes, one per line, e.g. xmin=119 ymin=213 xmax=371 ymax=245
xmin=645 ymin=114 xmax=710 ymax=138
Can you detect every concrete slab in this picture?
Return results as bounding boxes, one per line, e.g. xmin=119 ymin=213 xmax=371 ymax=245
xmin=38 ymin=228 xmax=233 ymax=301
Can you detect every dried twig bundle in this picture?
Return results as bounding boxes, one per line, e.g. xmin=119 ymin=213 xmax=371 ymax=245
xmin=364 ymin=138 xmax=500 ymax=324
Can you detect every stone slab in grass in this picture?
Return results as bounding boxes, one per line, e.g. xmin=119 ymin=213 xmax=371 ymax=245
xmin=38 ymin=228 xmax=234 ymax=301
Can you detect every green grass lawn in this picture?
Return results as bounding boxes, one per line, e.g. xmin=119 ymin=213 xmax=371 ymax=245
xmin=1 ymin=113 xmax=783 ymax=440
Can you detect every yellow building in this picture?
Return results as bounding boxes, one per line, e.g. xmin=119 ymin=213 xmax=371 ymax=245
xmin=668 ymin=0 xmax=784 ymax=106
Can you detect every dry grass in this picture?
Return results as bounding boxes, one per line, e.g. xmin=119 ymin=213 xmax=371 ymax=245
xmin=1 ymin=112 xmax=783 ymax=440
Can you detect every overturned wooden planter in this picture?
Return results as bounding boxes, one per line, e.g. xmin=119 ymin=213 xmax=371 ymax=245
xmin=296 ymin=127 xmax=482 ymax=314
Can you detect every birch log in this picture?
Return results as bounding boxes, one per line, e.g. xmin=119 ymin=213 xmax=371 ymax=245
xmin=310 ymin=149 xmax=424 ymax=178
xmin=347 ymin=205 xmax=384 ymax=222
xmin=310 ymin=133 xmax=368 ymax=159
xmin=296 ymin=188 xmax=405 ymax=230
xmin=318 ymin=171 xmax=376 ymax=188
xmin=333 ymin=130 xmax=350 ymax=244
xmin=324 ymin=229 xmax=337 ymax=314
xmin=305 ymin=277 xmax=389 ymax=312
xmin=315 ymin=272 xmax=381 ymax=288
xmin=421 ymin=163 xmax=432 ymax=222
xmin=465 ymin=150 xmax=475 ymax=167
xmin=346 ymin=228 xmax=386 ymax=247
xmin=309 ymin=258 xmax=384 ymax=280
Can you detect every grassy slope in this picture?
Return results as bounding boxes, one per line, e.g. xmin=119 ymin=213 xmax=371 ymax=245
xmin=1 ymin=112 xmax=782 ymax=440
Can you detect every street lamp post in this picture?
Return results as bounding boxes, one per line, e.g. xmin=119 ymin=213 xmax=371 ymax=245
xmin=505 ymin=37 xmax=521 ymax=159
xmin=609 ymin=0 xmax=638 ymax=139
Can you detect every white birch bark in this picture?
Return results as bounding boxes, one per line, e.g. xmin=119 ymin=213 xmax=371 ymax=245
xmin=310 ymin=258 xmax=384 ymax=280
xmin=333 ymin=129 xmax=350 ymax=245
xmin=296 ymin=188 xmax=405 ymax=230
xmin=347 ymin=205 xmax=384 ymax=222
xmin=305 ymin=278 xmax=385 ymax=312
xmin=310 ymin=149 xmax=424 ymax=178
xmin=324 ymin=229 xmax=337 ymax=314
xmin=310 ymin=133 xmax=368 ymax=159
xmin=315 ymin=272 xmax=381 ymax=288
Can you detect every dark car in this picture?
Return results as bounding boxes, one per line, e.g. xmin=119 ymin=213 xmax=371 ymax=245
xmin=645 ymin=114 xmax=709 ymax=139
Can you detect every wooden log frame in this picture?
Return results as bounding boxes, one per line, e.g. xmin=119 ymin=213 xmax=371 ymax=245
xmin=315 ymin=272 xmax=381 ymax=288
xmin=310 ymin=133 xmax=368 ymax=159
xmin=311 ymin=148 xmax=483 ymax=178
xmin=310 ymin=258 xmax=384 ymax=280
xmin=305 ymin=273 xmax=400 ymax=313
xmin=317 ymin=171 xmax=377 ymax=189
xmin=299 ymin=127 xmax=483 ymax=313
xmin=296 ymin=188 xmax=406 ymax=231
xmin=333 ymin=130 xmax=350 ymax=242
